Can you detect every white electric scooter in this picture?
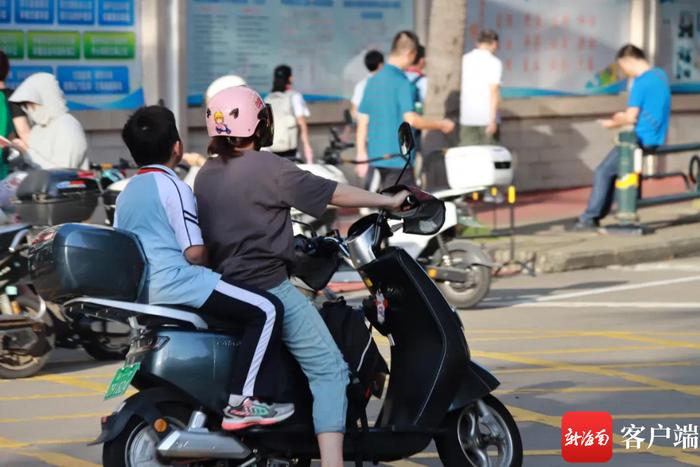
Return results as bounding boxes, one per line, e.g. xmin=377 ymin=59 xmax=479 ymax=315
xmin=389 ymin=145 xmax=514 ymax=308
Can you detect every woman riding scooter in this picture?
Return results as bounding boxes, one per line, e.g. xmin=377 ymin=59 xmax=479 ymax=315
xmin=194 ymin=85 xmax=409 ymax=467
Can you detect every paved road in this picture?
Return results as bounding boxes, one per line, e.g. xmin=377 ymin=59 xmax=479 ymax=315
xmin=2 ymin=257 xmax=700 ymax=466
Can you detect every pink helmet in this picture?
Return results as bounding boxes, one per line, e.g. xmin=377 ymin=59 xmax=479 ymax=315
xmin=205 ymin=86 xmax=273 ymax=146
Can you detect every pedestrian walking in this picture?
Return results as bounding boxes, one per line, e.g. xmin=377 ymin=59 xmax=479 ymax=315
xmin=265 ymin=65 xmax=314 ymax=163
xmin=351 ymin=50 xmax=384 ymax=120
xmin=460 ymin=29 xmax=502 ymax=146
xmin=356 ymin=31 xmax=454 ymax=189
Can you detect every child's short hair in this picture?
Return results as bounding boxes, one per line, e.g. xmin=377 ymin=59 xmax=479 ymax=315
xmin=122 ymin=106 xmax=180 ymax=166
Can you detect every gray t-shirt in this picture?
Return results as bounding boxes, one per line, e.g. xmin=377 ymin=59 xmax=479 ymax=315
xmin=194 ymin=150 xmax=337 ymax=290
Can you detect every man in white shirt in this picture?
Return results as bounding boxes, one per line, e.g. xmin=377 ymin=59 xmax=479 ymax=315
xmin=460 ymin=29 xmax=502 ymax=145
xmin=351 ymin=50 xmax=384 ymax=119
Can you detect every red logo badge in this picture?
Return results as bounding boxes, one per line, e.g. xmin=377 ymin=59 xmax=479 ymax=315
xmin=562 ymin=412 xmax=613 ymax=463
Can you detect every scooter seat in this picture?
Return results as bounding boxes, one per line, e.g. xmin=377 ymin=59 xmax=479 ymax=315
xmin=168 ymin=305 xmax=244 ymax=333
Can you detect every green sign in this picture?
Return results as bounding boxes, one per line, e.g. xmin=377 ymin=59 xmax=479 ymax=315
xmin=104 ymin=362 xmax=140 ymax=400
xmin=83 ymin=32 xmax=136 ymax=60
xmin=28 ymin=31 xmax=81 ymax=60
xmin=0 ymin=31 xmax=25 ymax=59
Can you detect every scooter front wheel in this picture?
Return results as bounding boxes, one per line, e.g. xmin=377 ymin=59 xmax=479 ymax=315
xmin=436 ymin=395 xmax=523 ymax=467
xmin=437 ymin=264 xmax=491 ymax=309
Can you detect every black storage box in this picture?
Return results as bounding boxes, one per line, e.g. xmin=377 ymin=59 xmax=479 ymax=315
xmin=14 ymin=170 xmax=100 ymax=226
xmin=29 ymin=223 xmax=146 ymax=302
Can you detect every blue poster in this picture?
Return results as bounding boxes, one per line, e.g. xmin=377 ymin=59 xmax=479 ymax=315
xmin=186 ymin=0 xmax=414 ymax=105
xmin=0 ymin=0 xmax=10 ymax=23
xmin=15 ymin=0 xmax=54 ymax=24
xmin=57 ymin=65 xmax=130 ymax=94
xmin=98 ymin=0 xmax=133 ymax=26
xmin=7 ymin=65 xmax=53 ymax=88
xmin=2 ymin=0 xmax=142 ymax=110
xmin=58 ymin=0 xmax=95 ymax=25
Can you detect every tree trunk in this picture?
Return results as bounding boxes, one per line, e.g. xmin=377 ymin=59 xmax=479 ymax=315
xmin=422 ymin=0 xmax=467 ymax=151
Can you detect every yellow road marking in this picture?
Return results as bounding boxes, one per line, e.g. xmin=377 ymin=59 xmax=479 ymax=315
xmin=0 ymin=436 xmax=95 ymax=449
xmin=0 ymin=389 xmax=135 ymax=402
xmin=40 ymin=375 xmax=108 ymax=392
xmin=0 ymin=434 xmax=99 ymax=467
xmin=0 ymin=391 xmax=100 ymax=401
xmin=598 ymin=332 xmax=700 ymax=351
xmin=0 ymin=411 xmax=105 ymax=424
xmin=9 ymin=449 xmax=99 ymax=467
xmin=473 ymin=350 xmax=700 ymax=397
xmin=494 ymin=360 xmax=699 ymax=375
xmin=517 ymin=345 xmax=666 ymax=356
xmin=615 ymin=413 xmax=700 ymax=420
xmin=30 ymin=437 xmax=94 ymax=446
xmin=0 ymin=435 xmax=28 ymax=449
xmin=509 ymin=405 xmax=700 ymax=465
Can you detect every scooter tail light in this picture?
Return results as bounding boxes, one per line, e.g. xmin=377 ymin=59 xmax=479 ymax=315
xmin=132 ymin=335 xmax=169 ymax=353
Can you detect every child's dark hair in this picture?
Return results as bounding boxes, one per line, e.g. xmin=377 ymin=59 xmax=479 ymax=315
xmin=122 ymin=106 xmax=180 ymax=166
xmin=364 ymin=50 xmax=384 ymax=72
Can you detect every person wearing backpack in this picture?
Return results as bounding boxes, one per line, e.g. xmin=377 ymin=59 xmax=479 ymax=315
xmin=264 ymin=65 xmax=314 ymax=163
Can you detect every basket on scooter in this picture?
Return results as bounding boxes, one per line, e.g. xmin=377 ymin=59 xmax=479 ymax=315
xmin=13 ymin=169 xmax=100 ymax=226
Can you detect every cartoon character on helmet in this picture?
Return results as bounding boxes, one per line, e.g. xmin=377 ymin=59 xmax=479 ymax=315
xmin=206 ymin=86 xmax=273 ymax=149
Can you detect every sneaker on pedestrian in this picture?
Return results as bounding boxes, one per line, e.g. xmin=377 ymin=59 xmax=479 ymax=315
xmin=567 ymin=219 xmax=600 ymax=232
xmin=221 ymin=397 xmax=295 ymax=431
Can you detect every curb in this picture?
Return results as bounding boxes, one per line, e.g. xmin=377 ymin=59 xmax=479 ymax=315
xmin=488 ymin=234 xmax=700 ymax=274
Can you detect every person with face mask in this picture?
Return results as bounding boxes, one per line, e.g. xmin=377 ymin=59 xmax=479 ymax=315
xmin=9 ymin=72 xmax=88 ymax=170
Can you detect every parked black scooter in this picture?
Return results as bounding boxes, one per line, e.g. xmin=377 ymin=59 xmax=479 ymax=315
xmin=0 ymin=163 xmax=132 ymax=378
xmin=28 ymin=124 xmax=522 ymax=466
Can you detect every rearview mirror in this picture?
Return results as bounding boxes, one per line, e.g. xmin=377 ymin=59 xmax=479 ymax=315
xmin=398 ymin=122 xmax=415 ymax=159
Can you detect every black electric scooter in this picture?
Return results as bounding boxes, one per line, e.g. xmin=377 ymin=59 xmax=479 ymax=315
xmin=0 ymin=156 xmax=132 ymax=378
xmin=28 ymin=124 xmax=522 ymax=466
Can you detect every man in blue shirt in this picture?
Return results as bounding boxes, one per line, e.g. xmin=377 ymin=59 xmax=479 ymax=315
xmin=116 ymin=106 xmax=293 ymax=430
xmin=573 ymin=44 xmax=671 ymax=231
xmin=356 ymin=31 xmax=454 ymax=188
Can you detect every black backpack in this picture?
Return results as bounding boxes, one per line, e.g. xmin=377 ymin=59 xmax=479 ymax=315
xmin=317 ymin=297 xmax=389 ymax=423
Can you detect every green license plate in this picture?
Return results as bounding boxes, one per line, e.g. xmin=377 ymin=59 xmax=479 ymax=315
xmin=104 ymin=362 xmax=140 ymax=400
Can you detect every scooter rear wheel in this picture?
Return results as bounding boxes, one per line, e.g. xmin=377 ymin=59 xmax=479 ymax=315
xmin=432 ymin=242 xmax=492 ymax=309
xmin=436 ymin=395 xmax=523 ymax=467
xmin=103 ymin=402 xmax=190 ymax=467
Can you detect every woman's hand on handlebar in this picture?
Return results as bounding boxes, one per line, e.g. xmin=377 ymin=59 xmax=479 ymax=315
xmin=384 ymin=189 xmax=412 ymax=212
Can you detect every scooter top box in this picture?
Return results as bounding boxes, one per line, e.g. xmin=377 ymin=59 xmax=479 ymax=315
xmin=29 ymin=223 xmax=146 ymax=302
xmin=444 ymin=145 xmax=514 ymax=190
xmin=14 ymin=169 xmax=100 ymax=226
